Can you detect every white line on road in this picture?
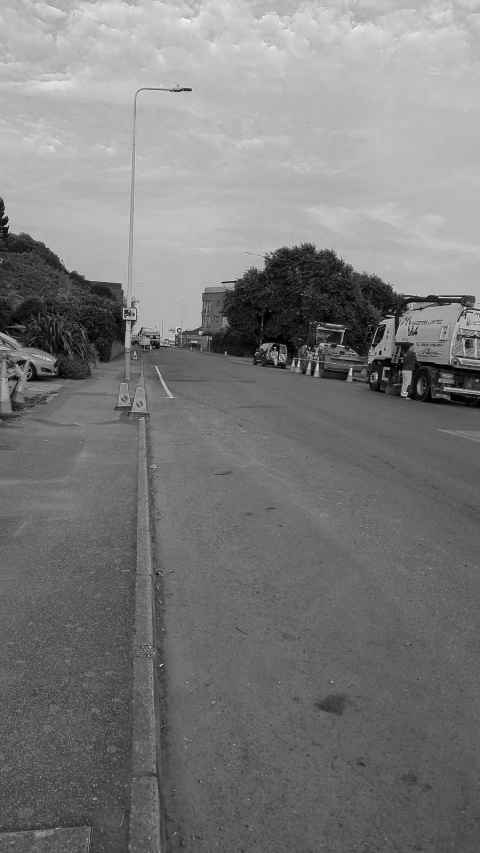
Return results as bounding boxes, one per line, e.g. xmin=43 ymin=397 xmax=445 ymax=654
xmin=13 ymin=520 xmax=30 ymax=538
xmin=154 ymin=365 xmax=175 ymax=398
xmin=438 ymin=429 xmax=480 ymax=443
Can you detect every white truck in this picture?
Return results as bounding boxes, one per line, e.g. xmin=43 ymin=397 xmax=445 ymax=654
xmin=368 ymin=294 xmax=480 ymax=403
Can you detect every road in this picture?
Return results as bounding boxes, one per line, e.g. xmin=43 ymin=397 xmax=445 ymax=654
xmin=146 ymin=348 xmax=480 ymax=853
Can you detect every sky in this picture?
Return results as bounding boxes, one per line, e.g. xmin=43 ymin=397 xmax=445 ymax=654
xmin=2 ymin=0 xmax=480 ymax=331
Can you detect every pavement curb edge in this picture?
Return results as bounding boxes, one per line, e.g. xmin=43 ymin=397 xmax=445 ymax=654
xmin=128 ymin=414 xmax=161 ymax=852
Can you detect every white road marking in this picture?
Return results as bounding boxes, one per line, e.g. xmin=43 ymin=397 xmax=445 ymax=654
xmin=438 ymin=429 xmax=480 ymax=443
xmin=13 ymin=520 xmax=30 ymax=538
xmin=154 ymin=366 xmax=175 ymax=398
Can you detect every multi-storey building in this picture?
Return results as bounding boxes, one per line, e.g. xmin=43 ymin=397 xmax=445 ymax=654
xmin=201 ymin=284 xmax=234 ymax=334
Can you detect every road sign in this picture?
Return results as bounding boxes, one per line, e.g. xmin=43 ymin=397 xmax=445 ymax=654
xmin=123 ymin=307 xmax=138 ymax=321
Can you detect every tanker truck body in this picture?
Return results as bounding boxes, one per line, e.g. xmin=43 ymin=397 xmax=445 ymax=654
xmin=368 ymin=295 xmax=480 ymax=402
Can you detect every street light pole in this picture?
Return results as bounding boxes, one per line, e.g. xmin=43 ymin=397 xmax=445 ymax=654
xmin=124 ymin=85 xmax=192 ymax=382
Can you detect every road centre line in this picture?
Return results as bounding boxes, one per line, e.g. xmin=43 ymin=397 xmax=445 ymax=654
xmin=154 ymin=365 xmax=175 ymax=398
xmin=438 ymin=429 xmax=480 ymax=443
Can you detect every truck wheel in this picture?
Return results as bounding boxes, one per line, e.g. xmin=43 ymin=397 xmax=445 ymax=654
xmin=413 ymin=368 xmax=431 ymax=402
xmin=368 ymin=363 xmax=381 ymax=392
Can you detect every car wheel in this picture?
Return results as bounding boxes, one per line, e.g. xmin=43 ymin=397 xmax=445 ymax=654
xmin=23 ymin=361 xmax=36 ymax=382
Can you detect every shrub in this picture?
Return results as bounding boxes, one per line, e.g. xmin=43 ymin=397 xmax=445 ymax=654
xmin=24 ymin=312 xmax=94 ymax=361
xmin=56 ymin=354 xmax=91 ymax=379
xmin=0 ymin=298 xmax=13 ymax=330
xmin=93 ymin=337 xmax=112 ymax=362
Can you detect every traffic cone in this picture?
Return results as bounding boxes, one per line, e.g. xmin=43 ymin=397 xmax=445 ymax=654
xmin=290 ymin=359 xmax=296 ymax=372
xmin=11 ymin=362 xmax=27 ymax=410
xmin=306 ymin=359 xmax=312 ymax=376
xmin=115 ymin=381 xmax=131 ymax=409
xmin=0 ymin=357 xmax=13 ymax=417
xmin=129 ymin=383 xmax=149 ymax=417
xmin=313 ymin=361 xmax=320 ymax=378
xmin=346 ymin=366 xmax=353 ymax=382
xmin=132 ymin=350 xmax=138 ymax=361
xmin=295 ymin=358 xmax=302 ymax=374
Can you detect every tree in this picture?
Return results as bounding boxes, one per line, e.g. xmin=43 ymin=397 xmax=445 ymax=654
xmin=6 ymin=232 xmax=65 ymax=271
xmin=0 ymin=197 xmax=9 ymax=244
xmin=12 ymin=297 xmax=45 ymax=324
xmin=0 ymin=298 xmax=13 ymax=329
xmin=224 ymin=243 xmax=399 ymax=355
xmin=224 ymin=267 xmax=272 ymax=346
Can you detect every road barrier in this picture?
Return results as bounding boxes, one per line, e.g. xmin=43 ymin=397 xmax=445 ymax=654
xmin=130 ymin=383 xmax=149 ymax=417
xmin=115 ymin=381 xmax=132 ymax=409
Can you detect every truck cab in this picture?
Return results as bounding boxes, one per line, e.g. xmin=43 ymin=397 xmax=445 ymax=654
xmin=368 ymin=317 xmax=396 ymax=364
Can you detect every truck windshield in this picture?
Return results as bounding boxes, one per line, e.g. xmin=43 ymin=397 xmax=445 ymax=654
xmin=371 ymin=325 xmax=386 ymax=347
xmin=316 ymin=330 xmax=344 ymax=345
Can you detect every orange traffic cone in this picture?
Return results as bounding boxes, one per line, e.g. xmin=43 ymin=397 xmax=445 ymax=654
xmin=129 ymin=383 xmax=149 ymax=417
xmin=290 ymin=359 xmax=296 ymax=372
xmin=295 ymin=358 xmax=301 ymax=374
xmin=306 ymin=359 xmax=312 ymax=376
xmin=115 ymin=381 xmax=131 ymax=409
xmin=346 ymin=366 xmax=353 ymax=382
xmin=132 ymin=350 xmax=138 ymax=362
xmin=313 ymin=361 xmax=320 ymax=378
xmin=0 ymin=356 xmax=13 ymax=417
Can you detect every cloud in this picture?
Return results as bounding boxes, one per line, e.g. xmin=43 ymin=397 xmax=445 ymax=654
xmin=2 ymin=0 xmax=480 ymax=327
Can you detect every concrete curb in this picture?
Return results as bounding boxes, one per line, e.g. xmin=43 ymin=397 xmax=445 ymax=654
xmin=128 ymin=414 xmax=161 ymax=853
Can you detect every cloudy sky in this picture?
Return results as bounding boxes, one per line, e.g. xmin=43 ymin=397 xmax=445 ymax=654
xmin=2 ymin=0 xmax=480 ymax=330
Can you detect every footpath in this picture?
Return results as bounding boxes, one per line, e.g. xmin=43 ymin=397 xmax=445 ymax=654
xmin=0 ymin=359 xmax=144 ymax=852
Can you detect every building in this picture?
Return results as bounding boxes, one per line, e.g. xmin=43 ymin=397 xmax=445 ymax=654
xmin=89 ymin=281 xmax=124 ymax=304
xmin=201 ymin=284 xmax=234 ymax=334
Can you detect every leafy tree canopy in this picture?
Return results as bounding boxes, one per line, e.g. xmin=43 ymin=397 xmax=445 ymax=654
xmin=224 ymin=243 xmax=399 ymax=354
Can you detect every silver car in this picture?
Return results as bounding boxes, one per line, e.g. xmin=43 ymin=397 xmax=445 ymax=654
xmin=0 ymin=331 xmax=58 ymax=381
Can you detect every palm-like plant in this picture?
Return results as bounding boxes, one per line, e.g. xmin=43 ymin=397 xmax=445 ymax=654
xmin=24 ymin=313 xmax=94 ymax=361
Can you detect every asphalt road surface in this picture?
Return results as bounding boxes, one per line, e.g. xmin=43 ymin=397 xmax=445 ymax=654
xmin=146 ymin=348 xmax=480 ymax=853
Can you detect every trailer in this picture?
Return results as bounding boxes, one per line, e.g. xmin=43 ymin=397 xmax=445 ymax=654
xmin=367 ymin=294 xmax=480 ymax=403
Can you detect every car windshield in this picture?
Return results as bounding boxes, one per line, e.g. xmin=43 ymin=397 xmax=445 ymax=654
xmin=0 ymin=333 xmax=21 ymax=350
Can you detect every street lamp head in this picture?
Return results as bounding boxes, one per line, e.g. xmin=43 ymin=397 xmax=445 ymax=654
xmin=170 ymin=86 xmax=193 ymax=92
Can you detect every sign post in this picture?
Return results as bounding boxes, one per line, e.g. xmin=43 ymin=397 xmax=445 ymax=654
xmin=123 ymin=305 xmax=138 ymax=381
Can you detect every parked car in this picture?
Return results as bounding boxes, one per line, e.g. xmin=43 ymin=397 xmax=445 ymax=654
xmin=253 ymin=342 xmax=288 ymax=368
xmin=0 ymin=332 xmax=58 ymax=381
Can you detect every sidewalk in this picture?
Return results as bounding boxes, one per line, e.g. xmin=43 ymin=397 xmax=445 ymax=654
xmin=0 ymin=360 xmax=141 ymax=852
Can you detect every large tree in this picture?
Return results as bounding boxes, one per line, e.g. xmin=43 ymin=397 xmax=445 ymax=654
xmin=224 ymin=243 xmax=398 ymax=354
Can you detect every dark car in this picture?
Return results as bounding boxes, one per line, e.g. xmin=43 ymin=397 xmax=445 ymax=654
xmin=253 ymin=342 xmax=288 ymax=368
